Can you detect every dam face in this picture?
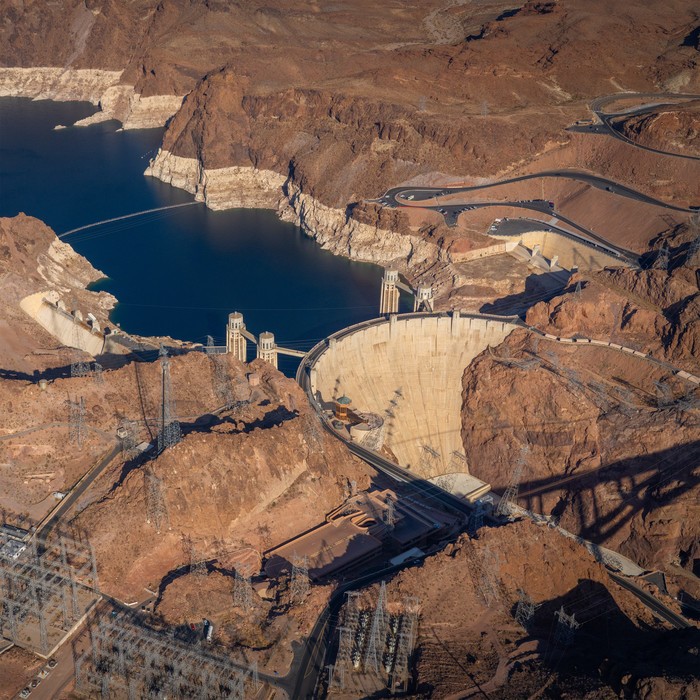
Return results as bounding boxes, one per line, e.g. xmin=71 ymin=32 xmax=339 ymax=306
xmin=311 ymin=313 xmax=518 ymax=475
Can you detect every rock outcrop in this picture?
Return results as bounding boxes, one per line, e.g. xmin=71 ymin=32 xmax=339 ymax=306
xmin=362 ymin=521 xmax=700 ymax=698
xmin=73 ymin=361 xmax=371 ymax=601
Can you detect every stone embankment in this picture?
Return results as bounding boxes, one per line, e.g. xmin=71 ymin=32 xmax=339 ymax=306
xmin=0 ymin=68 xmax=182 ymax=129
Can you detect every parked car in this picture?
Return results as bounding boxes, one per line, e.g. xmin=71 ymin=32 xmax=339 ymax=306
xmin=20 ymin=689 xmax=31 ymax=699
xmin=47 ymin=658 xmax=57 ymax=669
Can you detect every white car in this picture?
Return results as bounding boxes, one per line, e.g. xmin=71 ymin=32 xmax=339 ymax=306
xmin=20 ymin=689 xmax=31 ymax=699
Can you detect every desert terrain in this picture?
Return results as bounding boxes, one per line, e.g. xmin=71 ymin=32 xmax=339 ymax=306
xmin=0 ymin=0 xmax=699 ymax=698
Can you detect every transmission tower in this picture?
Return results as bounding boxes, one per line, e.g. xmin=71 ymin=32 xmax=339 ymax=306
xmin=436 ymin=472 xmax=457 ymax=492
xmin=419 ymin=445 xmax=440 ymax=476
xmin=68 ymin=397 xmax=86 ymax=448
xmin=364 ymin=581 xmax=388 ymax=674
xmin=157 ymin=346 xmax=181 ymax=453
xmin=118 ymin=419 xmax=138 ymax=457
xmin=514 ymin=589 xmax=536 ymax=628
xmin=448 ymin=450 xmax=467 ymax=473
xmin=495 ymin=446 xmax=528 ymax=518
xmin=384 ymin=495 xmax=396 ymax=528
xmin=553 ymin=606 xmax=579 ymax=648
xmin=290 ymin=554 xmax=310 ymax=604
xmin=70 ymin=316 xmax=90 ymax=378
xmin=574 ymin=280 xmax=582 ymax=299
xmin=654 ymin=244 xmax=670 ymax=271
xmin=467 ymin=500 xmax=485 ymax=536
xmin=92 ymin=362 xmax=104 ymax=384
xmin=233 ymin=569 xmax=253 ymax=611
xmin=182 ymin=536 xmax=207 ymax=577
xmin=654 ymin=380 xmax=675 ymax=407
xmin=392 ymin=596 xmax=420 ymax=692
xmin=144 ymin=467 xmax=168 ymax=533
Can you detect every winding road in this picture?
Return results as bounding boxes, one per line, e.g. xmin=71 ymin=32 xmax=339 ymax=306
xmin=575 ymin=92 xmax=700 ymax=162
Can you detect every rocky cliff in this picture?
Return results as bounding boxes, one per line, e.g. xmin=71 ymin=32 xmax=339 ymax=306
xmin=72 ymin=360 xmax=371 ymax=601
xmin=0 ymin=214 xmax=115 ymax=372
xmin=363 ymin=521 xmax=700 ymax=698
xmin=461 ymin=230 xmax=700 ymax=584
xmin=3 ymin=0 xmax=698 ymax=269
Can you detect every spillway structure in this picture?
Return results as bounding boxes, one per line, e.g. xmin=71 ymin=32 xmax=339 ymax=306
xmin=303 ymin=311 xmax=519 ymax=475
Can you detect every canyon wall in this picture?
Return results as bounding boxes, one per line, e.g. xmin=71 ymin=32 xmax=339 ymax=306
xmin=0 ymin=68 xmax=182 ymax=129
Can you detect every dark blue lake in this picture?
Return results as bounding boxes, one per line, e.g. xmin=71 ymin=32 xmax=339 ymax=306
xmin=0 ymin=97 xmax=407 ymax=374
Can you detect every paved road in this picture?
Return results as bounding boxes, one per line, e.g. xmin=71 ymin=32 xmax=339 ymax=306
xmin=608 ymin=572 xmax=692 ymax=629
xmin=374 ymin=167 xmax=694 ymax=263
xmin=378 ymin=169 xmax=697 ymax=213
xmin=576 ymin=92 xmax=700 ymax=162
xmin=34 ymin=443 xmax=120 ymax=546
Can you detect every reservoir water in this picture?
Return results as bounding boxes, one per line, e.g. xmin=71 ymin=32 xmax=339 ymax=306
xmin=0 ymin=98 xmax=405 ymax=374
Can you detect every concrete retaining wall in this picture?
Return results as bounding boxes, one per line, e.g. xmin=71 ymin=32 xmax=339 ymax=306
xmin=20 ymin=294 xmax=105 ymax=356
xmin=494 ymin=229 xmax=625 ymax=270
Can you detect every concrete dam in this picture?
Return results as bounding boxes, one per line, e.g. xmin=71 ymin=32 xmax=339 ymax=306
xmin=307 ymin=312 xmax=519 ymax=477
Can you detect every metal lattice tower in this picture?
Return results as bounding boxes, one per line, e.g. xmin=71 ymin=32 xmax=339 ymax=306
xmin=465 ymin=539 xmax=500 ymax=606
xmin=75 ymin=614 xmax=260 ymax=698
xmin=553 ymin=606 xmax=579 ymax=648
xmin=419 ymin=444 xmax=440 ymax=476
xmin=495 ymin=446 xmax=528 ymax=518
xmin=364 ymin=581 xmax=388 ymax=674
xmin=157 ymin=346 xmax=181 ymax=453
xmin=233 ymin=569 xmax=253 ymax=611
xmin=435 ymin=472 xmax=457 ymax=493
xmin=515 ymin=589 xmax=536 ymax=628
xmin=207 ymin=335 xmax=234 ymax=408
xmin=654 ymin=244 xmax=670 ymax=271
xmin=182 ymin=536 xmax=207 ymax=577
xmin=68 ymin=396 xmax=86 ymax=448
xmin=327 ymin=662 xmax=346 ymax=691
xmin=391 ymin=596 xmax=420 ymax=692
xmin=363 ymin=419 xmax=386 ymax=452
xmin=93 ymin=362 xmax=103 ymax=384
xmin=0 ymin=528 xmax=98 ymax=655
xmin=290 ymin=554 xmax=310 ymax=604
xmin=467 ymin=501 xmax=485 ymax=536
xmin=384 ymin=496 xmax=396 ymax=528
xmin=118 ymin=418 xmax=139 ymax=457
xmin=144 ymin=466 xmax=168 ymax=533
xmin=448 ymin=450 xmax=467 ymax=473
xmin=654 ymin=380 xmax=674 ymax=407
xmin=70 ymin=316 xmax=91 ymax=378
xmin=574 ymin=280 xmax=582 ymax=299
